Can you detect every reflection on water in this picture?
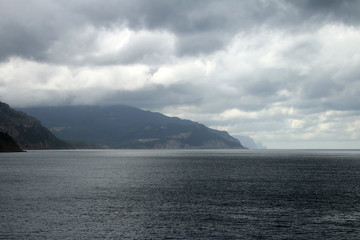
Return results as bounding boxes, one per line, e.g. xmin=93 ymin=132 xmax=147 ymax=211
xmin=1 ymin=149 xmax=360 ymax=239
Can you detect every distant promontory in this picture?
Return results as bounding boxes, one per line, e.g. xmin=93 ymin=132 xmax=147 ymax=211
xmin=1 ymin=100 xmax=246 ymax=150
xmin=19 ymin=105 xmax=245 ymax=149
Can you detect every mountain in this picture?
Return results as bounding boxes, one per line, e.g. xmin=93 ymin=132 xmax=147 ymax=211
xmin=0 ymin=132 xmax=23 ymax=152
xmin=235 ymin=135 xmax=267 ymax=149
xmin=0 ymin=101 xmax=71 ymax=150
xmin=19 ymin=105 xmax=245 ymax=149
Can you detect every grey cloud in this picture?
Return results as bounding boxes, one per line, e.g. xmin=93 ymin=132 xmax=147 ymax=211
xmin=2 ymin=0 xmax=360 ymax=62
xmin=301 ymin=78 xmax=343 ymax=99
xmin=323 ymin=84 xmax=360 ymax=111
xmin=2 ymin=0 xmax=360 ymax=149
xmin=288 ymin=0 xmax=360 ymax=25
xmin=65 ymin=30 xmax=175 ymax=66
xmin=327 ymin=96 xmax=360 ymax=112
xmin=0 ymin=82 xmax=202 ymax=109
xmin=303 ymin=0 xmax=345 ymax=10
xmin=175 ymin=33 xmax=226 ymax=56
xmin=0 ymin=23 xmax=45 ymax=61
xmin=111 ymin=32 xmax=174 ymax=65
xmin=245 ymin=79 xmax=279 ymax=98
xmin=282 ymin=40 xmax=320 ymax=62
xmin=68 ymin=0 xmax=360 ymax=59
xmin=0 ymin=0 xmax=85 ymax=62
xmin=60 ymin=0 xmax=273 ymax=57
xmin=0 ymin=18 xmax=60 ymax=62
xmin=71 ymin=0 xmax=236 ymax=33
xmin=293 ymin=78 xmax=360 ymax=113
xmin=98 ymin=83 xmax=202 ymax=109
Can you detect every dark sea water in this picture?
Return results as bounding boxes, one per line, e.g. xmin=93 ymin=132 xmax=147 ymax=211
xmin=1 ymin=149 xmax=360 ymax=239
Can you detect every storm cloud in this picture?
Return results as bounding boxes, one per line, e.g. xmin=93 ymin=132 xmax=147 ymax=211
xmin=1 ymin=0 xmax=360 ymax=148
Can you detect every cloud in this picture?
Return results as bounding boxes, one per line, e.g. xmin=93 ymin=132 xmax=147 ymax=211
xmin=3 ymin=0 xmax=359 ymax=63
xmin=46 ymin=26 xmax=176 ymax=65
xmin=1 ymin=0 xmax=360 ymax=148
xmin=0 ymin=0 xmax=79 ymax=62
xmin=289 ymin=0 xmax=360 ymax=25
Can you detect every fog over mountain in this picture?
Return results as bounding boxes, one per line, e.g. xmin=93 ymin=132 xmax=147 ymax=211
xmin=235 ymin=136 xmax=266 ymax=150
xmin=1 ymin=0 xmax=360 ymax=148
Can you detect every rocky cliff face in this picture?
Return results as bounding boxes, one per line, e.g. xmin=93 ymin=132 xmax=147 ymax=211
xmin=0 ymin=132 xmax=23 ymax=152
xmin=0 ymin=101 xmax=70 ymax=150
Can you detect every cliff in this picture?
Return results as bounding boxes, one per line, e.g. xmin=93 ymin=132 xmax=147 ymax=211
xmin=0 ymin=132 xmax=23 ymax=152
xmin=0 ymin=101 xmax=71 ymax=150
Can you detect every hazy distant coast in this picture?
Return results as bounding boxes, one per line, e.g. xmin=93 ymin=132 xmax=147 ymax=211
xmin=1 ymin=101 xmax=248 ymax=150
xmin=19 ymin=105 xmax=245 ymax=149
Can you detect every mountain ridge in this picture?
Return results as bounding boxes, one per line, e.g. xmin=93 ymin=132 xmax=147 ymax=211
xmin=19 ymin=105 xmax=245 ymax=149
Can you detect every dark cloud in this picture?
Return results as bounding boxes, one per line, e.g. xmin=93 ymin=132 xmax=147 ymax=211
xmin=0 ymin=23 xmax=46 ymax=61
xmin=98 ymin=83 xmax=202 ymax=109
xmin=301 ymin=78 xmax=343 ymax=99
xmin=1 ymin=0 xmax=360 ymax=62
xmin=288 ymin=0 xmax=360 ymax=25
xmin=282 ymin=40 xmax=320 ymax=62
xmin=0 ymin=0 xmax=82 ymax=62
xmin=1 ymin=0 xmax=360 ymax=148
xmin=64 ymin=0 xmax=270 ymax=57
xmin=245 ymin=79 xmax=278 ymax=97
xmin=303 ymin=0 xmax=344 ymax=10
xmin=175 ymin=33 xmax=226 ymax=56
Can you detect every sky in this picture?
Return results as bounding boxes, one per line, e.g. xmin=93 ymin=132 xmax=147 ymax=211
xmin=1 ymin=0 xmax=360 ymax=149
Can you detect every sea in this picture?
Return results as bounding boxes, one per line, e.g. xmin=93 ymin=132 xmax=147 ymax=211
xmin=1 ymin=149 xmax=360 ymax=239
